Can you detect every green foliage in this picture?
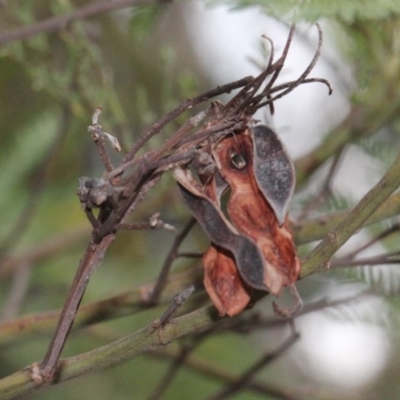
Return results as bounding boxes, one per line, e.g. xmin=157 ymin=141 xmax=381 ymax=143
xmin=129 ymin=4 xmax=166 ymax=40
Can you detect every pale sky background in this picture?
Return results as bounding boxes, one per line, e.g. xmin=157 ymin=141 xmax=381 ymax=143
xmin=184 ymin=1 xmax=391 ymax=389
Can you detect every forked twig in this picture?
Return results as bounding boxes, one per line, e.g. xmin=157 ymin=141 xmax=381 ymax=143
xmin=151 ymin=285 xmax=195 ymax=330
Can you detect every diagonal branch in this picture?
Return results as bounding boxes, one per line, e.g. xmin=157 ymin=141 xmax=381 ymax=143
xmin=0 ymin=0 xmax=158 ymax=47
xmin=292 ymin=192 xmax=400 ymax=245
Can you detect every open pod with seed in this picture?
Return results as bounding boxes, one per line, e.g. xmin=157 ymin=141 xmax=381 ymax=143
xmin=174 ymin=125 xmax=300 ymax=316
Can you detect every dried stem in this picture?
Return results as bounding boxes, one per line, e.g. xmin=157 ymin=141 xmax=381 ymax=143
xmin=148 ymin=218 xmax=197 ymax=304
xmin=39 ymin=234 xmax=115 ymax=381
xmin=121 ymin=77 xmax=253 ymax=164
xmin=151 ymin=285 xmax=195 ymax=329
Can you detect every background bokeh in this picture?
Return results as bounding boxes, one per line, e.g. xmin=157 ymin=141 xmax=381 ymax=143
xmin=0 ymin=1 xmax=400 ymax=399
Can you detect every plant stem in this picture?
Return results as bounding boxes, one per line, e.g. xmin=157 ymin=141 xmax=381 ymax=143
xmin=0 ymin=306 xmax=219 ymax=400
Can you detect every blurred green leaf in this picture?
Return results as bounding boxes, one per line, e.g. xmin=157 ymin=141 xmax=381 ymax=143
xmin=208 ymin=0 xmax=400 ymax=22
xmin=129 ymin=4 xmax=164 ymax=40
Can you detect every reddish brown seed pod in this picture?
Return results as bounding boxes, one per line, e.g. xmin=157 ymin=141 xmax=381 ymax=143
xmin=174 ymin=125 xmax=300 ymax=314
xmin=213 ymin=127 xmax=300 ymax=296
xmin=203 ymin=244 xmax=251 ymax=316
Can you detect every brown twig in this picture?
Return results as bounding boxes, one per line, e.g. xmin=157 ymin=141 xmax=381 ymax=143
xmin=151 ymin=285 xmax=195 ymax=330
xmin=0 ymin=267 xmax=203 ymax=347
xmin=39 ymin=234 xmax=115 ymax=381
xmin=253 ymin=24 xmax=332 ymax=111
xmin=121 ymin=77 xmax=253 ymax=164
xmin=89 ymin=112 xmax=115 ymax=172
xmin=0 ymin=283 xmax=368 ymax=348
xmin=147 ymin=218 xmax=197 ymax=304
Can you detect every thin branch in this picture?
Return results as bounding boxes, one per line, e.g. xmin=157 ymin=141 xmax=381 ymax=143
xmin=146 ymin=347 xmax=194 ymax=400
xmin=0 ymin=0 xmax=157 ymax=47
xmin=117 ymin=213 xmax=176 ymax=231
xmin=109 ymin=110 xmax=207 ymax=179
xmin=0 ymin=279 xmax=368 ymax=348
xmin=151 ymin=285 xmax=195 ymax=330
xmin=0 ymin=226 xmax=90 ymax=279
xmin=0 ymin=263 xmax=31 ymax=321
xmin=295 ymin=95 xmax=400 ymax=188
xmin=297 ymin=147 xmax=345 ymax=221
xmin=292 ymin=192 xmax=400 ymax=245
xmin=260 ymin=24 xmax=325 ymax=104
xmin=0 ymin=268 xmax=202 ymax=347
xmin=331 ymin=250 xmax=400 ymax=268
xmin=149 ymin=347 xmax=302 ymax=400
xmin=89 ymin=110 xmax=116 ymax=172
xmin=121 ymin=77 xmax=253 ymax=164
xmin=206 ymin=327 xmax=300 ymax=400
xmin=40 ymin=234 xmax=116 ymax=381
xmin=301 ymin=149 xmax=400 ymax=278
xmin=147 ymin=218 xmax=197 ymax=304
xmin=340 ymin=222 xmax=400 ymax=260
